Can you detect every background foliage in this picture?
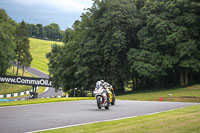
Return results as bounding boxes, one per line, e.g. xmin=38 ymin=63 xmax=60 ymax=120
xmin=1 ymin=0 xmax=200 ymax=93
xmin=0 ymin=9 xmax=16 ymax=74
xmin=47 ymin=0 xmax=200 ymax=92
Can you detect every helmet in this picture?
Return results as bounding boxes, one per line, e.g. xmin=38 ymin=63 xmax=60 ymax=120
xmin=100 ymin=80 xmax=104 ymax=83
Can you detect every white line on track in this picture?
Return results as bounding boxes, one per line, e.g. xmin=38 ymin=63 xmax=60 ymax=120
xmin=26 ymin=106 xmax=190 ymax=133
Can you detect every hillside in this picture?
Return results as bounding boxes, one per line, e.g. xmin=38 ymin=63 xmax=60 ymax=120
xmin=29 ymin=38 xmax=63 ymax=74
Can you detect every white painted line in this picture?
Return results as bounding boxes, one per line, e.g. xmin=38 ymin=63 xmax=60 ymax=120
xmin=38 ymin=87 xmax=49 ymax=96
xmin=26 ymin=106 xmax=195 ymax=133
xmin=45 ymin=87 xmax=49 ymax=92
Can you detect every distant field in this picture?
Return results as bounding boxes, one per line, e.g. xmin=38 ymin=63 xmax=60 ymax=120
xmin=29 ymin=38 xmax=63 ymax=74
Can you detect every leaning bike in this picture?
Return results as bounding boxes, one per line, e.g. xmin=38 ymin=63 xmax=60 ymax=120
xmin=93 ymin=86 xmax=110 ymax=109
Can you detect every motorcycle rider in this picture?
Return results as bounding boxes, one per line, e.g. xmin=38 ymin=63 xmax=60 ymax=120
xmin=96 ymin=80 xmax=112 ymax=101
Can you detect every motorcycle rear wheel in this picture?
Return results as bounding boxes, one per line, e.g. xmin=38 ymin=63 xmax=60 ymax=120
xmin=111 ymin=94 xmax=115 ymax=105
xmin=105 ymin=101 xmax=110 ymax=109
xmin=105 ymin=99 xmax=110 ymax=109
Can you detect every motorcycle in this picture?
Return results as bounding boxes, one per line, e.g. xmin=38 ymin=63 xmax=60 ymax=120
xmin=93 ymin=86 xmax=110 ymax=109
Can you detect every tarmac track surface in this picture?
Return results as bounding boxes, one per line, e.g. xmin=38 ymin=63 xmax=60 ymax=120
xmin=25 ymin=67 xmax=63 ymax=98
xmin=0 ymin=100 xmax=199 ymax=133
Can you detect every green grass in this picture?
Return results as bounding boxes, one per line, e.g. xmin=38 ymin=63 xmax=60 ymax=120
xmin=116 ymin=84 xmax=200 ymax=103
xmin=0 ymin=97 xmax=95 ymax=107
xmin=38 ymin=105 xmax=200 ymax=133
xmin=0 ymin=84 xmax=32 ymax=95
xmin=29 ymin=38 xmax=63 ymax=74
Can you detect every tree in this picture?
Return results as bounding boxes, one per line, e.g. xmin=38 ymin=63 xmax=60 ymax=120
xmin=44 ymin=23 xmax=62 ymax=41
xmin=0 ymin=8 xmax=16 ymax=74
xmin=46 ymin=44 xmax=63 ymax=88
xmin=15 ymin=21 xmax=32 ymax=75
xmin=78 ymin=0 xmax=140 ymax=90
xmin=36 ymin=24 xmax=45 ymax=39
xmin=63 ymin=28 xmax=74 ymax=44
xmin=27 ymin=24 xmax=39 ymax=37
xmin=47 ymin=0 xmax=140 ymax=91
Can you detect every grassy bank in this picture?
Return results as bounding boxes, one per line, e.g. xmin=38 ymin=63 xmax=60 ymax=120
xmin=29 ymin=38 xmax=63 ymax=74
xmin=38 ymin=105 xmax=200 ymax=133
xmin=117 ymin=84 xmax=200 ymax=103
xmin=0 ymin=97 xmax=95 ymax=107
xmin=0 ymin=84 xmax=32 ymax=95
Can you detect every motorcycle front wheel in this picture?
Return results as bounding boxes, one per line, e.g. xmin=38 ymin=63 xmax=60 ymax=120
xmin=96 ymin=97 xmax=102 ymax=109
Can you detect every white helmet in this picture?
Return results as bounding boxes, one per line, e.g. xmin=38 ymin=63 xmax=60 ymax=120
xmin=100 ymin=80 xmax=104 ymax=83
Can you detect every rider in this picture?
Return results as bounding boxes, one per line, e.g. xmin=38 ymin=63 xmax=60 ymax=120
xmin=101 ymin=80 xmax=113 ymax=93
xmin=96 ymin=80 xmax=112 ymax=101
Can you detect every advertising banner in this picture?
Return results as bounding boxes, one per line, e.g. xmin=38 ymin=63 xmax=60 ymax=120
xmin=0 ymin=75 xmax=52 ymax=87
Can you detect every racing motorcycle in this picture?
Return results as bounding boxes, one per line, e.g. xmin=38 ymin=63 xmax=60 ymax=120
xmin=93 ymin=86 xmax=110 ymax=109
xmin=93 ymin=81 xmax=115 ymax=109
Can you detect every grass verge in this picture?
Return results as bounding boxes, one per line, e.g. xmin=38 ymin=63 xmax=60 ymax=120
xmin=0 ymin=84 xmax=32 ymax=95
xmin=0 ymin=97 xmax=95 ymax=107
xmin=117 ymin=84 xmax=200 ymax=103
xmin=38 ymin=105 xmax=200 ymax=133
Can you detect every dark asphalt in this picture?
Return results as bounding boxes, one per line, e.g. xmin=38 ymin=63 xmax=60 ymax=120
xmin=0 ymin=100 xmax=198 ymax=133
xmin=25 ymin=67 xmax=63 ymax=98
xmin=26 ymin=67 xmax=48 ymax=78
xmin=38 ymin=87 xmax=63 ymax=98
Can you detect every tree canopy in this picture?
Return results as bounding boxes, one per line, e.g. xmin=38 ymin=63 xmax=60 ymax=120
xmin=128 ymin=0 xmax=200 ymax=87
xmin=0 ymin=9 xmax=33 ymax=76
xmin=27 ymin=23 xmax=63 ymax=41
xmin=47 ymin=0 xmax=200 ymax=92
xmin=0 ymin=8 xmax=16 ymax=74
